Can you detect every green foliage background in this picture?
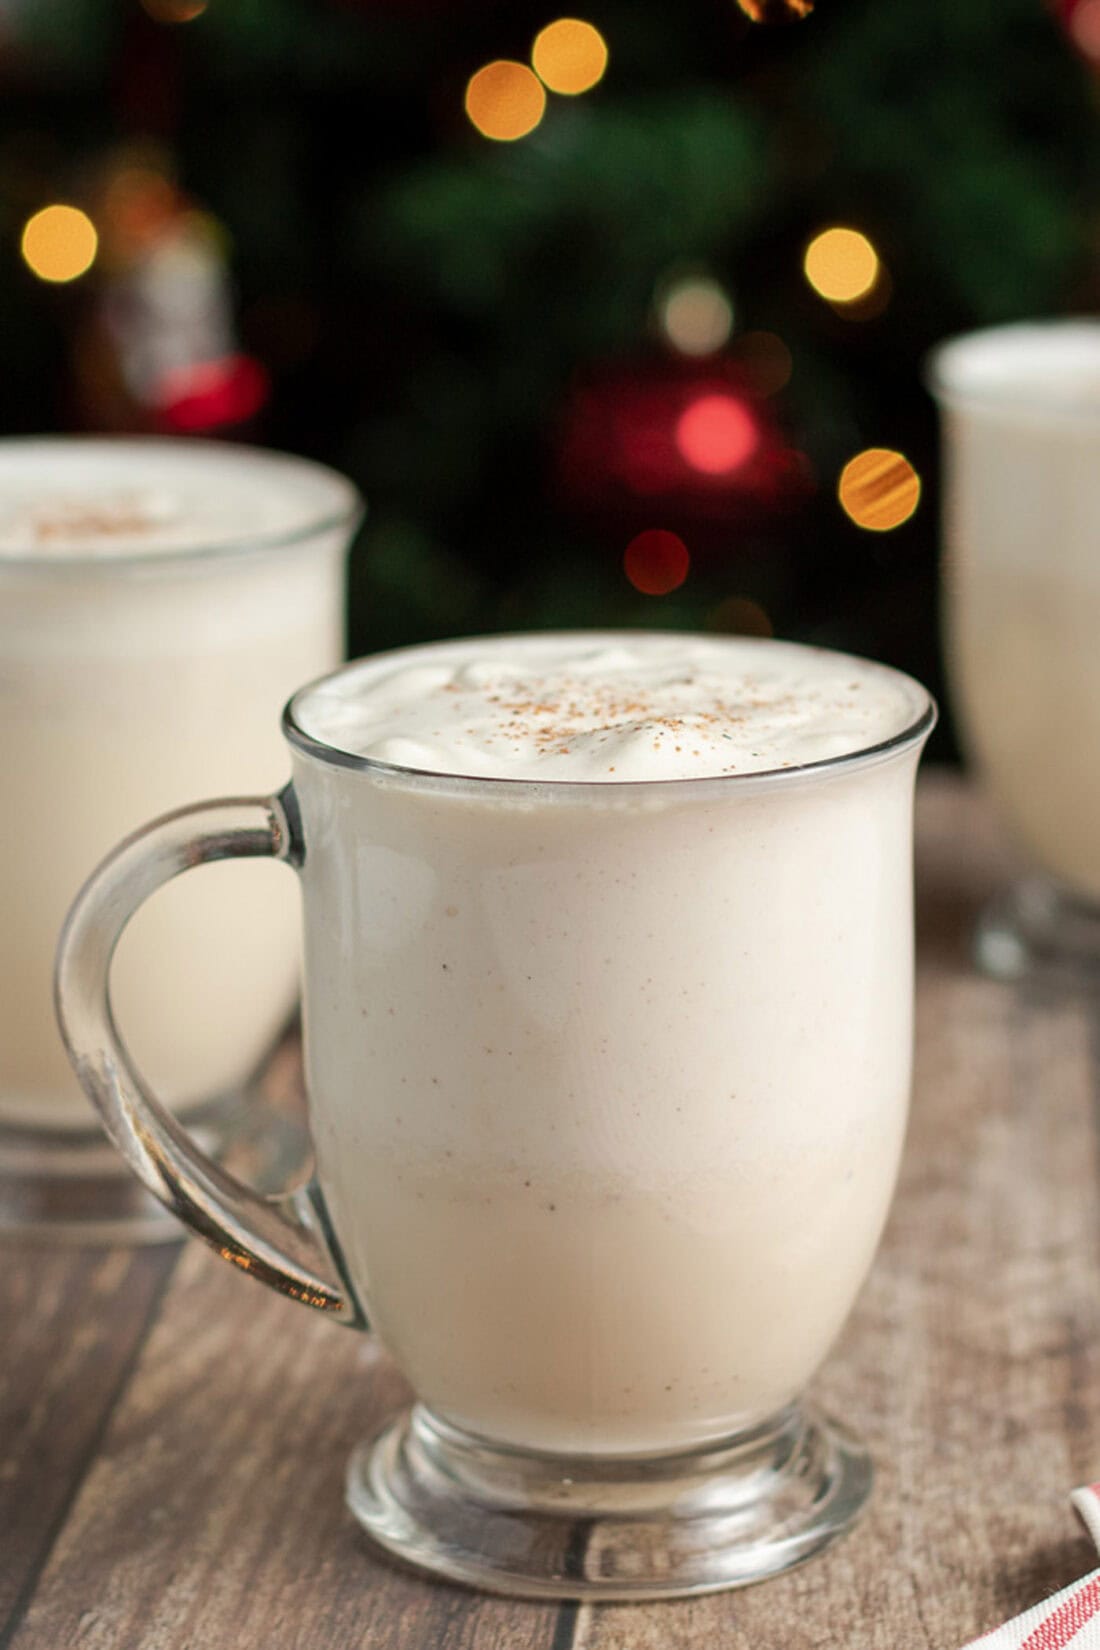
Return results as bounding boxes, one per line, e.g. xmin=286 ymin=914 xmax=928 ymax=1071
xmin=0 ymin=0 xmax=1096 ymax=750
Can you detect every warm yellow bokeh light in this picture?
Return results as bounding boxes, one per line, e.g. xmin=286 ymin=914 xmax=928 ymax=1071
xmin=838 ymin=448 xmax=921 ymax=532
xmin=660 ymin=276 xmax=734 ymax=357
xmin=804 ymin=227 xmax=880 ymax=305
xmin=465 ymin=61 xmax=547 ymax=141
xmin=21 ymin=205 xmax=99 ymax=284
xmin=532 ymin=18 xmax=609 ymax=95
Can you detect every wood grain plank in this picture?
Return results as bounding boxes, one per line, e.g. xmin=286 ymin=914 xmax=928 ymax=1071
xmin=573 ymin=775 xmax=1100 ymax=1648
xmin=4 ymin=1239 xmax=565 ymax=1650
xmin=0 ymin=1244 xmax=178 ymax=1636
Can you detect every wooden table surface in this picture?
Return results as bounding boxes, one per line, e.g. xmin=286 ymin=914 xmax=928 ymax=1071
xmin=4 ymin=772 xmax=1100 ymax=1650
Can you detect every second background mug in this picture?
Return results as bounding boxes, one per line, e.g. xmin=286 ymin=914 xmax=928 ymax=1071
xmin=0 ymin=436 xmax=362 ymax=1240
xmin=930 ymin=321 xmax=1100 ymax=981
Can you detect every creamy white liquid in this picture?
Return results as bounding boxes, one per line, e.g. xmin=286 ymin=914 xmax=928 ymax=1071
xmin=292 ymin=635 xmax=929 ymax=1456
xmin=0 ymin=439 xmax=356 ymax=1129
xmin=934 ymin=323 xmax=1100 ymax=898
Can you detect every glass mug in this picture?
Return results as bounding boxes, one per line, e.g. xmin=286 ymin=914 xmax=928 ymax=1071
xmin=56 ymin=637 xmax=935 ymax=1600
xmin=930 ymin=321 xmax=1100 ymax=980
xmin=0 ymin=437 xmax=361 ymax=1240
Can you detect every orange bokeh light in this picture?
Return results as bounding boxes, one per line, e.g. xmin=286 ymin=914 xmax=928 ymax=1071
xmin=838 ymin=448 xmax=921 ymax=532
xmin=675 ymin=394 xmax=757 ymax=475
xmin=624 ymin=529 xmax=690 ymax=596
xmin=465 ymin=61 xmax=547 ymax=141
xmin=804 ymin=227 xmax=880 ymax=305
xmin=20 ymin=205 xmax=98 ymax=284
xmin=531 ymin=18 xmax=609 ymax=95
xmin=738 ymin=0 xmax=813 ymax=19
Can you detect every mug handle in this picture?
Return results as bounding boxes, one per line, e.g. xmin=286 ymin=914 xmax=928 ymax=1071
xmin=54 ymin=787 xmax=363 ymax=1327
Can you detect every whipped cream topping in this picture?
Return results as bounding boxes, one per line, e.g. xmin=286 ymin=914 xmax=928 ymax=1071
xmin=293 ymin=633 xmax=927 ymax=782
xmin=0 ymin=439 xmax=357 ymax=560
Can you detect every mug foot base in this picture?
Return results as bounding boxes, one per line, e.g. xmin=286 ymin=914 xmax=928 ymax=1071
xmin=974 ymin=878 xmax=1100 ymax=984
xmin=346 ymin=1401 xmax=871 ymax=1601
xmin=0 ymin=1085 xmax=310 ymax=1246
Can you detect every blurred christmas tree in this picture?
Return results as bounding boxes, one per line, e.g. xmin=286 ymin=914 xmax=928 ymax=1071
xmin=1 ymin=0 xmax=1097 ymax=753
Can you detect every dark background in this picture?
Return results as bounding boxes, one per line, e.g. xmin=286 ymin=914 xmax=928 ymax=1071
xmin=1 ymin=0 xmax=1098 ymax=761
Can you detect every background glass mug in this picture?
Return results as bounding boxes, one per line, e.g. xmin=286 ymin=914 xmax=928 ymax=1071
xmin=0 ymin=437 xmax=361 ymax=1240
xmin=930 ymin=322 xmax=1100 ymax=980
xmin=56 ymin=636 xmax=934 ymax=1600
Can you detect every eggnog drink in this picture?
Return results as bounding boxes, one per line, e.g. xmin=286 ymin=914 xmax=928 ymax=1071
xmin=934 ymin=323 xmax=1100 ymax=899
xmin=0 ymin=438 xmax=358 ymax=1132
xmin=289 ymin=634 xmax=931 ymax=1455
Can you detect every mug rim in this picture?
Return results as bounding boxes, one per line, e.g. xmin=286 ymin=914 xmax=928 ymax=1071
xmin=0 ymin=435 xmax=363 ymax=573
xmin=282 ymin=631 xmax=937 ymax=802
xmin=925 ymin=318 xmax=1100 ymax=428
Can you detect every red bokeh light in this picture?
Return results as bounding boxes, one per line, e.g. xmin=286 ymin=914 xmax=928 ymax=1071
xmin=675 ymin=394 xmax=758 ymax=475
xmin=155 ymin=354 xmax=270 ymax=432
xmin=624 ymin=529 xmax=690 ymax=595
xmin=1070 ymin=0 xmax=1100 ymax=57
xmin=555 ymin=359 xmax=815 ymax=524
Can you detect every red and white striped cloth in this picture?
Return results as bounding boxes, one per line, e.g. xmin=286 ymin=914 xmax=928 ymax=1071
xmin=964 ymin=1485 xmax=1100 ymax=1649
